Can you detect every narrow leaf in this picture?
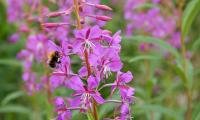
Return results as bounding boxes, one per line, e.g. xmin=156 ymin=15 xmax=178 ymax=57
xmin=0 ymin=105 xmax=31 ymax=114
xmin=129 ymin=55 xmax=160 ymax=63
xmin=134 ymin=3 xmax=159 ymax=10
xmin=87 ymin=112 xmax=94 ymax=120
xmin=0 ymin=59 xmax=22 ymax=67
xmin=191 ymin=35 xmax=200 ymax=54
xmin=123 ymin=36 xmax=180 ymax=59
xmin=182 ymin=0 xmax=200 ymax=38
xmin=133 ymin=104 xmax=183 ymax=119
xmin=192 ymin=103 xmax=200 ymax=120
xmin=1 ymin=91 xmax=25 ymax=105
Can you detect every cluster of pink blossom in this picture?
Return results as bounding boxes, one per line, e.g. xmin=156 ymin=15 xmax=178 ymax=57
xmin=7 ymin=0 xmax=135 ymax=119
xmin=124 ymin=0 xmax=181 ymax=49
xmin=7 ymin=0 xmax=48 ymax=43
xmin=7 ymin=0 xmax=50 ymax=94
xmin=6 ymin=0 xmax=109 ymax=95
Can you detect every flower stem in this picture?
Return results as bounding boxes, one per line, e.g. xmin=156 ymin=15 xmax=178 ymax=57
xmin=84 ymin=48 xmax=92 ymax=77
xmin=92 ymin=99 xmax=98 ymax=120
xmin=178 ymin=0 xmax=192 ymax=119
xmin=73 ymin=0 xmax=82 ymax=29
xmin=73 ymin=0 xmax=92 ymax=77
xmin=73 ymin=0 xmax=98 ymax=120
xmin=179 ymin=0 xmax=187 ymax=74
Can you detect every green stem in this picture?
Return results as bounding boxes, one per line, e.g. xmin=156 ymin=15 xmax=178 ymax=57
xmin=179 ymin=0 xmax=192 ymax=119
xmin=87 ymin=112 xmax=94 ymax=120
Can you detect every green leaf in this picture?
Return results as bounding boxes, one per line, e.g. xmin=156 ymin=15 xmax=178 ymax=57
xmin=182 ymin=0 xmax=200 ymax=38
xmin=192 ymin=103 xmax=200 ymax=120
xmin=134 ymin=3 xmax=159 ymax=10
xmin=123 ymin=36 xmax=180 ymax=59
xmin=194 ymin=114 xmax=200 ymax=120
xmin=170 ymin=61 xmax=187 ymax=83
xmin=173 ymin=59 xmax=194 ymax=88
xmin=191 ymin=35 xmax=200 ymax=54
xmin=194 ymin=68 xmax=200 ymax=77
xmin=187 ymin=60 xmax=194 ymax=89
xmin=1 ymin=91 xmax=25 ymax=105
xmin=99 ymin=94 xmax=120 ymax=119
xmin=87 ymin=112 xmax=94 ymax=120
xmin=129 ymin=55 xmax=160 ymax=63
xmin=134 ymin=86 xmax=147 ymax=99
xmin=133 ymin=104 xmax=183 ymax=119
xmin=0 ymin=105 xmax=31 ymax=114
xmin=0 ymin=59 xmax=22 ymax=67
xmin=99 ymin=103 xmax=116 ymax=119
xmin=152 ymin=82 xmax=179 ymax=102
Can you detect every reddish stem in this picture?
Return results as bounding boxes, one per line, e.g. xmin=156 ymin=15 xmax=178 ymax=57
xmin=73 ymin=0 xmax=98 ymax=120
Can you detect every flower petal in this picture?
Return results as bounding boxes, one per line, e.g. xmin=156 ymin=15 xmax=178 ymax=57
xmin=50 ymin=75 xmax=65 ymax=89
xmin=121 ymin=103 xmax=129 ymax=116
xmin=69 ymin=96 xmax=82 ymax=107
xmin=78 ymin=66 xmax=88 ymax=77
xmin=119 ymin=71 xmax=133 ymax=83
xmin=88 ymin=75 xmax=99 ymax=89
xmin=91 ymin=92 xmax=105 ymax=104
xmin=89 ymin=25 xmax=102 ymax=40
xmin=108 ymin=61 xmax=123 ymax=72
xmin=65 ymin=76 xmax=84 ymax=91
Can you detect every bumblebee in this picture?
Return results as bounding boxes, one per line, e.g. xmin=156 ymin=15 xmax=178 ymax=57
xmin=48 ymin=51 xmax=61 ymax=68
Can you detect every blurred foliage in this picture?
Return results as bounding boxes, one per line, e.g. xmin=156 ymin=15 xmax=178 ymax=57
xmin=0 ymin=0 xmax=200 ymax=120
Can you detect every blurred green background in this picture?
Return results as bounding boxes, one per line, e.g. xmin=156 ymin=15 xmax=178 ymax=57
xmin=0 ymin=0 xmax=200 ymax=120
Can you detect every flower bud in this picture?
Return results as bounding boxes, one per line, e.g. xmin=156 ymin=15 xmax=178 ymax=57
xmin=47 ymin=7 xmax=73 ymax=18
xmin=95 ymin=4 xmax=112 ymax=11
xmin=95 ymin=15 xmax=112 ymax=21
xmin=41 ymin=22 xmax=70 ymax=28
xmin=47 ymin=11 xmax=65 ymax=18
xmin=102 ymin=30 xmax=112 ymax=35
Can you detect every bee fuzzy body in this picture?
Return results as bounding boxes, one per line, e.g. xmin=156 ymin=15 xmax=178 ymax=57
xmin=48 ymin=51 xmax=61 ymax=68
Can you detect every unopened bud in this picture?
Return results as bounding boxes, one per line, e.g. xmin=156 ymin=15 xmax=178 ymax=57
xmin=95 ymin=4 xmax=112 ymax=11
xmin=95 ymin=15 xmax=112 ymax=21
xmin=85 ymin=2 xmax=112 ymax=11
xmin=47 ymin=7 xmax=73 ymax=18
xmin=41 ymin=22 xmax=70 ymax=28
xmin=47 ymin=11 xmax=65 ymax=18
xmin=102 ymin=30 xmax=112 ymax=35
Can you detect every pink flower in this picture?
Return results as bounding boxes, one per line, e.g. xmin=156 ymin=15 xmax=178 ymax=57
xmin=90 ymin=47 xmax=123 ymax=79
xmin=73 ymin=25 xmax=102 ymax=53
xmin=66 ymin=75 xmax=105 ymax=109
xmin=111 ymin=71 xmax=134 ymax=98
xmin=26 ymin=34 xmax=48 ymax=62
xmin=54 ymin=97 xmax=71 ymax=120
xmin=8 ymin=33 xmax=20 ymax=43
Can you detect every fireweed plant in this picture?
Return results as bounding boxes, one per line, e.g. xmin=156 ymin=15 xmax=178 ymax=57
xmin=7 ymin=0 xmax=135 ymax=120
xmin=45 ymin=1 xmax=134 ymax=119
xmin=6 ymin=0 xmax=108 ymax=95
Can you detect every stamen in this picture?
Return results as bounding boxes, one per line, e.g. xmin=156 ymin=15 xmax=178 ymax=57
xmin=103 ymin=65 xmax=112 ymax=78
xmin=84 ymin=39 xmax=96 ymax=51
